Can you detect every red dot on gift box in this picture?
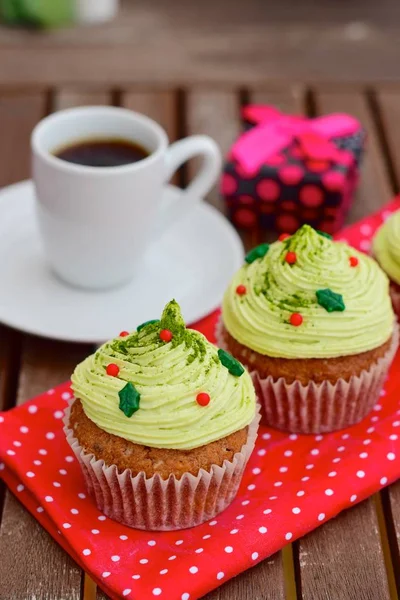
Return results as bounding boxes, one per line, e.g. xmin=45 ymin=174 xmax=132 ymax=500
xmin=221 ymin=173 xmax=238 ymax=195
xmin=307 ymin=160 xmax=330 ymax=172
xmin=276 ymin=214 xmax=300 ymax=233
xmin=322 ymin=170 xmax=345 ymax=191
xmin=300 ymin=185 xmax=324 ymax=208
xmin=257 ymin=179 xmax=280 ymax=202
xmin=324 ymin=206 xmax=339 ymax=217
xmin=281 ymin=200 xmax=297 ymax=212
xmin=234 ymin=208 xmax=257 ymax=228
xmin=279 ymin=165 xmax=304 ymax=185
xmin=239 ymin=195 xmax=255 ymax=205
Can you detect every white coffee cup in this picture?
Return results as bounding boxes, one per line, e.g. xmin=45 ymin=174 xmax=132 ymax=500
xmin=31 ymin=106 xmax=221 ymax=290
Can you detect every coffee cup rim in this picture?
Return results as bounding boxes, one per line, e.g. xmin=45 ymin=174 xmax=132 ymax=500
xmin=31 ymin=105 xmax=169 ymax=175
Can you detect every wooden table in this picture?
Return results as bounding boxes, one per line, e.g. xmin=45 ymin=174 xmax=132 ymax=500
xmin=2 ymin=2 xmax=400 ymax=599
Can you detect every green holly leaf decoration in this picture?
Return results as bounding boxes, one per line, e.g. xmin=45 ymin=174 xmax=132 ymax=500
xmin=245 ymin=243 xmax=270 ymax=264
xmin=137 ymin=319 xmax=160 ymax=332
xmin=316 ymin=288 xmax=345 ymax=313
xmin=118 ymin=382 xmax=140 ymax=418
xmin=316 ymin=230 xmax=332 ymax=240
xmin=217 ymin=349 xmax=245 ymax=377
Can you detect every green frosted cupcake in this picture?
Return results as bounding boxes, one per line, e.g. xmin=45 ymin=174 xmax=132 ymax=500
xmin=65 ymin=300 xmax=258 ymax=530
xmin=217 ymin=225 xmax=398 ymax=433
xmin=373 ymin=210 xmax=400 ymax=319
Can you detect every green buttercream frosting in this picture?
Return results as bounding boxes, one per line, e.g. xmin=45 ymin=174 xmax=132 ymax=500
xmin=71 ymin=300 xmax=255 ymax=450
xmin=373 ymin=211 xmax=400 ymax=285
xmin=222 ymin=225 xmax=394 ymax=359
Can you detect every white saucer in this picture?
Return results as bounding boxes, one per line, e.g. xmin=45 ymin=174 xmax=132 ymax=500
xmin=0 ymin=180 xmax=243 ymax=343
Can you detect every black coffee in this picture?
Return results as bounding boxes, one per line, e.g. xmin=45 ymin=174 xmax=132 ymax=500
xmin=54 ymin=138 xmax=149 ymax=167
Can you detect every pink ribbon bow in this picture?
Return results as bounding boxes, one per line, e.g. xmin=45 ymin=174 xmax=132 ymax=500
xmin=232 ymin=105 xmax=360 ymax=175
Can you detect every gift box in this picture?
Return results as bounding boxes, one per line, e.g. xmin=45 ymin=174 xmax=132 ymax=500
xmin=221 ymin=105 xmax=366 ymax=235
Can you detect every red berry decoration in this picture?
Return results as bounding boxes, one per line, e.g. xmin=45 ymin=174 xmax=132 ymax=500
xmin=349 ymin=256 xmax=359 ymax=267
xmin=290 ymin=313 xmax=303 ymax=326
xmin=279 ymin=233 xmax=290 ymax=241
xmin=160 ymin=329 xmax=173 ymax=343
xmin=106 ymin=363 xmax=120 ymax=377
xmin=119 ymin=331 xmax=129 ymax=337
xmin=285 ymin=251 xmax=297 ymax=265
xmin=196 ymin=392 xmax=210 ymax=407
xmin=236 ymin=284 xmax=247 ymax=295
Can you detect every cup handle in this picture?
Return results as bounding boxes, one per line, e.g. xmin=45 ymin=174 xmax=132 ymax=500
xmin=165 ymin=135 xmax=221 ymax=199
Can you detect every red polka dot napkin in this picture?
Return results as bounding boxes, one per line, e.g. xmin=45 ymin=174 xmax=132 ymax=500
xmin=1 ymin=199 xmax=400 ymax=600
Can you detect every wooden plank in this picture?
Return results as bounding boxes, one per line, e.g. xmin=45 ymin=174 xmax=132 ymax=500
xmin=186 ymin=89 xmax=240 ymax=213
xmin=1 ymin=0 xmax=400 ymax=84
xmin=203 ymin=552 xmax=286 ymax=600
xmin=0 ymin=91 xmax=46 ymax=186
xmin=122 ymin=90 xmax=178 ymax=145
xmin=315 ymin=90 xmax=393 ymax=222
xmin=299 ymin=499 xmax=391 ymax=599
xmin=122 ymin=89 xmax=179 ymax=185
xmin=0 ymin=89 xmax=97 ymax=600
xmin=376 ymin=89 xmax=400 ymax=191
xmin=0 ymin=337 xmax=91 ymax=600
xmin=54 ymin=88 xmax=111 ymax=111
xmin=251 ymin=87 xmax=306 ymax=115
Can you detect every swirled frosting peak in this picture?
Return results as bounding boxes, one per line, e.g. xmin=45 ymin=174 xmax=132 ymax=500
xmin=373 ymin=210 xmax=400 ymax=285
xmin=222 ymin=225 xmax=394 ymax=359
xmin=71 ymin=300 xmax=256 ymax=450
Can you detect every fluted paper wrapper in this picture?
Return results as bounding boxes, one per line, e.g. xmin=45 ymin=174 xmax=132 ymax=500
xmin=63 ymin=405 xmax=260 ymax=531
xmin=390 ymin=283 xmax=400 ymax=320
xmin=216 ymin=319 xmax=398 ymax=434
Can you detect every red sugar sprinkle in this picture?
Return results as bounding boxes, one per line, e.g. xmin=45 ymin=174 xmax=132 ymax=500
xmin=285 ymin=251 xmax=297 ymax=265
xmin=106 ymin=364 xmax=120 ymax=377
xmin=279 ymin=233 xmax=290 ymax=241
xmin=349 ymin=256 xmax=359 ymax=267
xmin=236 ymin=284 xmax=247 ymax=296
xmin=196 ymin=392 xmax=211 ymax=407
xmin=119 ymin=331 xmax=129 ymax=337
xmin=160 ymin=329 xmax=173 ymax=343
xmin=290 ymin=313 xmax=303 ymax=327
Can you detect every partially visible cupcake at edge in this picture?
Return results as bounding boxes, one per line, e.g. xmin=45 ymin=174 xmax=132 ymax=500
xmin=373 ymin=210 xmax=400 ymax=319
xmin=217 ymin=225 xmax=398 ymax=434
xmin=64 ymin=300 xmax=258 ymax=531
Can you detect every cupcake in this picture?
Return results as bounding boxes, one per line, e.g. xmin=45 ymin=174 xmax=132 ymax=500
xmin=217 ymin=225 xmax=398 ymax=434
xmin=373 ymin=210 xmax=400 ymax=319
xmin=64 ymin=300 xmax=258 ymax=530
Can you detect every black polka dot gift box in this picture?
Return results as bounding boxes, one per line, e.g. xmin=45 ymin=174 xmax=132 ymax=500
xmin=221 ymin=105 xmax=366 ymax=235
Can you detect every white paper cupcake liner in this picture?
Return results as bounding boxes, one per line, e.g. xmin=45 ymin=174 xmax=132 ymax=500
xmin=63 ymin=404 xmax=260 ymax=531
xmin=216 ymin=318 xmax=398 ymax=434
